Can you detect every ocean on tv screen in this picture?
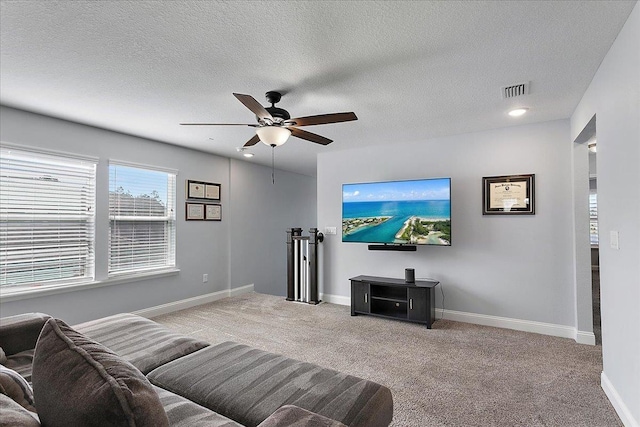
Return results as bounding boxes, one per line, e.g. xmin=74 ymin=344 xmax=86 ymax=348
xmin=342 ymin=179 xmax=451 ymax=246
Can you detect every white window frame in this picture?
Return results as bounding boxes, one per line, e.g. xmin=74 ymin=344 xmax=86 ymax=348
xmin=108 ymin=160 xmax=177 ymax=278
xmin=0 ymin=143 xmax=97 ymax=295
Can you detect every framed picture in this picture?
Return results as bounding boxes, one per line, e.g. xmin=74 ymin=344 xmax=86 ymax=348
xmin=483 ymin=174 xmax=535 ymax=215
xmin=186 ymin=203 xmax=205 ymax=220
xmin=205 ymin=183 xmax=221 ymax=201
xmin=186 ymin=180 xmax=221 ymax=201
xmin=205 ymin=204 xmax=222 ymax=221
xmin=187 ymin=180 xmax=206 ymax=199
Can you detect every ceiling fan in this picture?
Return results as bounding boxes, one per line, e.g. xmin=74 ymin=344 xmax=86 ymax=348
xmin=180 ymin=91 xmax=358 ymax=147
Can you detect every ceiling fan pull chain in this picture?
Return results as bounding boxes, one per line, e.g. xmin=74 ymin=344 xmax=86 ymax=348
xmin=271 ymin=145 xmax=275 ymax=184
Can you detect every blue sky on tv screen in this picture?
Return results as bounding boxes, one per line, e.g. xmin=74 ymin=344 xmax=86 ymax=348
xmin=343 ymin=178 xmax=450 ymax=203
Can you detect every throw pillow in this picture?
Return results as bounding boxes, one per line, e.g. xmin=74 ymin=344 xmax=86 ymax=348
xmin=0 ymin=364 xmax=36 ymax=412
xmin=0 ymin=394 xmax=40 ymax=427
xmin=32 ymin=318 xmax=169 ymax=427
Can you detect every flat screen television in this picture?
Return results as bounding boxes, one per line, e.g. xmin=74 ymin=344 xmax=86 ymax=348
xmin=342 ymin=178 xmax=451 ymax=246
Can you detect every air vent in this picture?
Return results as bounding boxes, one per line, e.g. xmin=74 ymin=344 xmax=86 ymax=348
xmin=501 ymin=82 xmax=530 ymax=99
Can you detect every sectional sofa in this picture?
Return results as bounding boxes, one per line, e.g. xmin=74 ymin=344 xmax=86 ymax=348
xmin=0 ymin=312 xmax=393 ymax=427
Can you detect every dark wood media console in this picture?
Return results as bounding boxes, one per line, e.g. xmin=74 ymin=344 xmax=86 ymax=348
xmin=350 ymin=275 xmax=439 ymax=328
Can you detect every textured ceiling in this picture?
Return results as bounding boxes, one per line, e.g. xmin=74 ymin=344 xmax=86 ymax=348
xmin=0 ymin=1 xmax=635 ymax=176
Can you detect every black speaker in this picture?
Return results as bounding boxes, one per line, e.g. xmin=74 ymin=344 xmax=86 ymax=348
xmin=367 ymin=244 xmax=417 ymax=251
xmin=405 ymin=268 xmax=415 ymax=283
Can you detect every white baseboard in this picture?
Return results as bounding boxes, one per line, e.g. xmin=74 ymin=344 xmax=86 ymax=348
xmin=602 ymin=371 xmax=639 ymax=427
xmin=133 ymin=284 xmax=254 ymax=319
xmin=320 ymin=293 xmax=351 ymax=306
xmin=437 ymin=308 xmax=596 ymax=344
xmin=575 ymin=330 xmax=596 ymax=345
xmin=320 ymin=292 xmax=593 ymax=345
xmin=229 ymin=283 xmax=255 ymax=297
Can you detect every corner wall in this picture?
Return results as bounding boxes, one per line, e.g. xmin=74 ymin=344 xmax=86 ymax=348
xmin=317 ymin=120 xmax=589 ymax=337
xmin=571 ymin=4 xmax=640 ymax=426
xmin=229 ymin=158 xmax=316 ymax=296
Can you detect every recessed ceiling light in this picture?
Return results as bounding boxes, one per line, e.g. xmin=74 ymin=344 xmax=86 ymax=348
xmin=243 ymin=152 xmax=254 ymax=158
xmin=508 ymin=108 xmax=528 ymax=117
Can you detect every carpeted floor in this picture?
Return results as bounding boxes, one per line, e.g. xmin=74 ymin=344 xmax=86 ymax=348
xmin=153 ymin=292 xmax=620 ymax=427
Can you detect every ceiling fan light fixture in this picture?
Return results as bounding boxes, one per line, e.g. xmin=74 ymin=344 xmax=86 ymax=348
xmin=256 ymin=126 xmax=291 ymax=147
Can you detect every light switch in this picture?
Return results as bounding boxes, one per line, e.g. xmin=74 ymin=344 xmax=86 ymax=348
xmin=324 ymin=226 xmax=337 ymax=235
xmin=610 ymin=231 xmax=619 ymax=250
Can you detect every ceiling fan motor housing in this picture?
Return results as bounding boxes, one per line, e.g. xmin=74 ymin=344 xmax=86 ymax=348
xmin=262 ymin=91 xmax=290 ymax=122
xmin=264 ymin=106 xmax=290 ymax=121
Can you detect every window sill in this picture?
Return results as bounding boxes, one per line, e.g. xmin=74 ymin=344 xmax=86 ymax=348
xmin=0 ymin=268 xmax=180 ymax=303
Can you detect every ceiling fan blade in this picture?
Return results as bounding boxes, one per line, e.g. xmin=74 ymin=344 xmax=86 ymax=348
xmin=288 ymin=127 xmax=333 ymax=145
xmin=180 ymin=123 xmax=258 ymax=126
xmin=243 ymin=134 xmax=261 ymax=147
xmin=289 ymin=112 xmax=357 ymax=127
xmin=233 ymin=93 xmax=273 ymax=121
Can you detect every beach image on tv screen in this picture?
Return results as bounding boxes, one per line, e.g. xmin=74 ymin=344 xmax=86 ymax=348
xmin=342 ymin=178 xmax=451 ymax=245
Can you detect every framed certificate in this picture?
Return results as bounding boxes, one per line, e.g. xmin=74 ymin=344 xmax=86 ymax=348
xmin=205 ymin=183 xmax=221 ymax=201
xmin=186 ymin=203 xmax=205 ymax=220
xmin=186 ymin=180 xmax=221 ymax=201
xmin=483 ymin=174 xmax=535 ymax=215
xmin=187 ymin=180 xmax=206 ymax=199
xmin=205 ymin=204 xmax=222 ymax=221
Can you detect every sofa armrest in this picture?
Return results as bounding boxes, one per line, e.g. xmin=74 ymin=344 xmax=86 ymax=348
xmin=257 ymin=405 xmax=347 ymax=427
xmin=0 ymin=313 xmax=51 ymax=356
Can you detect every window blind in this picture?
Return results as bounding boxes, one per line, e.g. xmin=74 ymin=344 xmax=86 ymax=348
xmin=589 ymin=193 xmax=598 ymax=246
xmin=109 ymin=163 xmax=176 ymax=275
xmin=0 ymin=147 xmax=96 ymax=288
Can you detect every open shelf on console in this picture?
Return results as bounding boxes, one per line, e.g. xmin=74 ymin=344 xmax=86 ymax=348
xmin=371 ymin=298 xmax=408 ymax=319
xmin=371 ymin=284 xmax=407 ymax=301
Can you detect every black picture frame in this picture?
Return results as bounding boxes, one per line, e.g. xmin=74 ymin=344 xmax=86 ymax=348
xmin=186 ymin=180 xmax=221 ymax=201
xmin=483 ymin=174 xmax=535 ymax=215
xmin=185 ymin=202 xmax=205 ymax=220
xmin=204 ymin=204 xmax=222 ymax=221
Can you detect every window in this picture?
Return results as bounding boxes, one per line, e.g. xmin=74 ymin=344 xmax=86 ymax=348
xmin=0 ymin=146 xmax=96 ymax=289
xmin=589 ymin=193 xmax=598 ymax=246
xmin=109 ymin=163 xmax=176 ymax=276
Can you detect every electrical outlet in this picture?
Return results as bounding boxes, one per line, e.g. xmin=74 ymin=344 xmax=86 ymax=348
xmin=202 ymin=274 xmax=208 ymax=283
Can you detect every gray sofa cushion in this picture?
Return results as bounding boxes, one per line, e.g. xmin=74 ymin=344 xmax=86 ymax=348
xmin=32 ymin=318 xmax=169 ymax=427
xmin=0 ymin=394 xmax=40 ymax=427
xmin=74 ymin=313 xmax=209 ymax=374
xmin=154 ymin=385 xmax=243 ymax=427
xmin=4 ymin=349 xmax=35 ymax=383
xmin=0 ymin=364 xmax=36 ymax=412
xmin=257 ymin=405 xmax=348 ymax=427
xmin=0 ymin=313 xmax=51 ymax=355
xmin=148 ymin=341 xmax=393 ymax=427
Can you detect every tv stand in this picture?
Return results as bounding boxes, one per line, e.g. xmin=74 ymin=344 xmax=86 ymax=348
xmin=350 ymin=275 xmax=439 ymax=328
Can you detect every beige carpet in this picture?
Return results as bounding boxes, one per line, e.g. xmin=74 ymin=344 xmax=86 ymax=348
xmin=153 ymin=292 xmax=620 ymax=427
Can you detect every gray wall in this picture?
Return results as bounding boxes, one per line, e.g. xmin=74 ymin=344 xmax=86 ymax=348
xmin=0 ymin=106 xmax=316 ymax=323
xmin=229 ymin=158 xmax=316 ymax=296
xmin=317 ymin=119 xmax=581 ymax=328
xmin=571 ymin=3 xmax=639 ymax=425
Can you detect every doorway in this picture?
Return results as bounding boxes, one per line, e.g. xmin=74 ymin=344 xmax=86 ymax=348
xmin=588 ymin=137 xmax=601 ymax=344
